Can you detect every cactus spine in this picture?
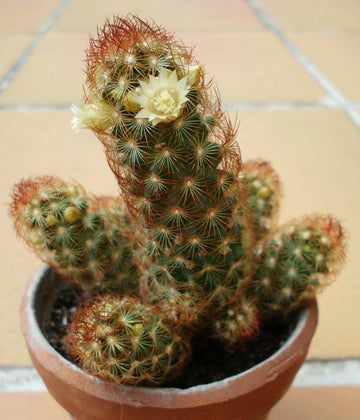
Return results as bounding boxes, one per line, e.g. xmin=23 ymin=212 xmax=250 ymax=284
xmin=243 ymin=160 xmax=282 ymax=241
xmin=66 ymin=295 xmax=190 ymax=385
xmin=78 ymin=16 xmax=254 ymax=312
xmin=10 ymin=176 xmax=140 ymax=292
xmin=250 ymin=215 xmax=346 ymax=316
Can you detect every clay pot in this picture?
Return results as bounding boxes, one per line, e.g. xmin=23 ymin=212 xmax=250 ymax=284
xmin=21 ymin=265 xmax=318 ymax=420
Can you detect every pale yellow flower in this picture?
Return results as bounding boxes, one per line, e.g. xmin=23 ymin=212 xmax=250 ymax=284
xmin=71 ymin=103 xmax=122 ymax=132
xmin=134 ymin=68 xmax=190 ymax=126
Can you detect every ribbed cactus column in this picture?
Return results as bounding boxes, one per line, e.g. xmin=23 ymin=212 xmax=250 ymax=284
xmin=74 ymin=17 xmax=254 ymax=308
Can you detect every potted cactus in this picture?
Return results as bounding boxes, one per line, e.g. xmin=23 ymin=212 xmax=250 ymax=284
xmin=12 ymin=16 xmax=345 ymax=420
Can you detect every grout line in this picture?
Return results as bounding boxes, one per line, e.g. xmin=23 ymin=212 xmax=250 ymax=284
xmin=293 ymin=359 xmax=360 ymax=387
xmin=245 ymin=0 xmax=360 ymax=130
xmin=1 ymin=359 xmax=360 ymax=392
xmin=0 ymin=0 xmax=69 ymax=94
xmin=0 ymin=104 xmax=72 ymax=111
xmin=222 ymin=99 xmax=337 ymax=111
xmin=0 ymin=367 xmax=46 ymax=392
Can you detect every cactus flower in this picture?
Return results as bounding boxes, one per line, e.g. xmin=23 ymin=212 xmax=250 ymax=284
xmin=134 ymin=68 xmax=190 ymax=125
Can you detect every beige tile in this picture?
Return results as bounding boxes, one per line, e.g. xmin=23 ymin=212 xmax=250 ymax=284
xmin=0 ymin=33 xmax=88 ymax=105
xmin=269 ymin=386 xmax=360 ymax=420
xmin=53 ymin=0 xmax=262 ymax=33
xmin=288 ymin=33 xmax=360 ymax=101
xmin=0 ymin=32 xmax=325 ymax=105
xmin=0 ymin=0 xmax=58 ymax=33
xmin=0 ymin=393 xmax=67 ymax=420
xmin=258 ymin=0 xmax=360 ymax=31
xmin=229 ymin=107 xmax=360 ymax=358
xmin=0 ymin=35 xmax=33 ymax=79
xmin=179 ymin=32 xmax=324 ymax=103
xmin=1 ymin=387 xmax=360 ymax=419
xmin=0 ymin=111 xmax=118 ymax=365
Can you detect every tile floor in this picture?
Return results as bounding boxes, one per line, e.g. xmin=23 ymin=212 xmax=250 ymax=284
xmin=0 ymin=0 xmax=359 ymax=418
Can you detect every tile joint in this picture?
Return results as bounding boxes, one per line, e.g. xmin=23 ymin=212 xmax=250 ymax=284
xmin=1 ymin=359 xmax=360 ymax=392
xmin=245 ymin=0 xmax=360 ymax=130
xmin=0 ymin=0 xmax=69 ymax=95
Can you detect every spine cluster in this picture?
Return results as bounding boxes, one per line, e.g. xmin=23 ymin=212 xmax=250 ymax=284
xmin=66 ymin=295 xmax=190 ymax=385
xmin=80 ymin=16 xmax=254 ymax=312
xmin=243 ymin=160 xmax=281 ymax=241
xmin=10 ymin=176 xmax=140 ymax=293
xmin=251 ymin=215 xmax=346 ymax=316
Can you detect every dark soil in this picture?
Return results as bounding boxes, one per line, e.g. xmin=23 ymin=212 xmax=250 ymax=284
xmin=168 ymin=311 xmax=299 ymax=388
xmin=43 ymin=286 xmax=83 ymax=359
xmin=44 ymin=286 xmax=300 ymax=389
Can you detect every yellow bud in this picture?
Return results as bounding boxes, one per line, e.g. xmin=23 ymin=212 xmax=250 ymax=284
xmin=46 ymin=214 xmax=58 ymax=227
xmin=123 ymin=90 xmax=141 ymax=113
xmin=30 ymin=231 xmax=44 ymax=245
xmin=67 ymin=185 xmax=78 ymax=196
xmin=133 ymin=323 xmax=144 ymax=336
xmin=187 ymin=64 xmax=201 ymax=87
xmin=258 ymin=186 xmax=271 ymax=198
xmin=63 ymin=206 xmax=82 ymax=223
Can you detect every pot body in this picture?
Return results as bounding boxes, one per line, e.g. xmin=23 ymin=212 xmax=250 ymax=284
xmin=21 ymin=265 xmax=318 ymax=420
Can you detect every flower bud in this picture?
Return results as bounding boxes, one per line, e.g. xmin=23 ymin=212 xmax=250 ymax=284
xmin=64 ymin=206 xmax=82 ymax=223
xmin=123 ymin=90 xmax=141 ymax=113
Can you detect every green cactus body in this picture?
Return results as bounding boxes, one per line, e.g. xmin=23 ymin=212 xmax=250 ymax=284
xmin=65 ymin=295 xmax=190 ymax=385
xmin=250 ymin=215 xmax=346 ymax=316
xmin=76 ymin=16 xmax=254 ymax=310
xmin=243 ymin=160 xmax=282 ymax=242
xmin=10 ymin=176 xmax=140 ymax=292
xmin=212 ymin=297 xmax=259 ymax=346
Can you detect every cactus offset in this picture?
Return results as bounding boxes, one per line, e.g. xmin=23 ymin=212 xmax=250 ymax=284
xmin=250 ymin=215 xmax=346 ymax=317
xmin=213 ymin=297 xmax=259 ymax=346
xmin=243 ymin=160 xmax=282 ymax=241
xmin=10 ymin=176 xmax=141 ymax=292
xmin=66 ymin=295 xmax=190 ymax=385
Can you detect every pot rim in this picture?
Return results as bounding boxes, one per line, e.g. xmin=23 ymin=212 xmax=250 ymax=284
xmin=21 ymin=264 xmax=318 ymax=409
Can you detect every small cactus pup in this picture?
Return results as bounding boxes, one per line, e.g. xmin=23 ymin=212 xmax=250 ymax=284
xmin=73 ymin=15 xmax=255 ymax=318
xmin=10 ymin=176 xmax=141 ymax=293
xmin=250 ymin=215 xmax=346 ymax=317
xmin=65 ymin=294 xmax=190 ymax=385
xmin=212 ymin=297 xmax=259 ymax=347
xmin=242 ymin=160 xmax=282 ymax=241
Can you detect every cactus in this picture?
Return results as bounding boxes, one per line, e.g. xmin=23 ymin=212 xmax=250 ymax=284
xmin=10 ymin=15 xmax=347 ymax=387
xmin=250 ymin=215 xmax=346 ymax=317
xmin=10 ymin=176 xmax=141 ymax=293
xmin=65 ymin=294 xmax=190 ymax=385
xmin=75 ymin=15 xmax=255 ymax=313
xmin=212 ymin=297 xmax=259 ymax=346
xmin=243 ymin=160 xmax=282 ymax=241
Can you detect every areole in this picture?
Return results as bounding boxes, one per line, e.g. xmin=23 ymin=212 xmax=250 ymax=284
xmin=21 ymin=265 xmax=318 ymax=420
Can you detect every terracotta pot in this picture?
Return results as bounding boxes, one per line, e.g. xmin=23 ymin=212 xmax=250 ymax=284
xmin=21 ymin=265 xmax=318 ymax=420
